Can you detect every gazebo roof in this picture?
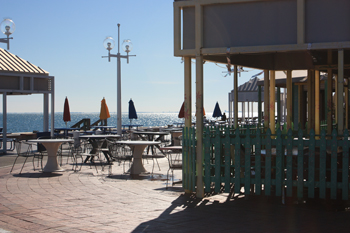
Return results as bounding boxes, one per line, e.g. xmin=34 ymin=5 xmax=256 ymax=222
xmin=0 ymin=48 xmax=48 ymax=75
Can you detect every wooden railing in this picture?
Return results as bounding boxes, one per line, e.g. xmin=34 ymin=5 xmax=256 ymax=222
xmin=70 ymin=118 xmax=91 ymax=131
xmin=182 ymin=126 xmax=350 ymax=201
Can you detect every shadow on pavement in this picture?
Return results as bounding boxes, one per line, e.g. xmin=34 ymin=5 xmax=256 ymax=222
xmin=132 ymin=193 xmax=350 ymax=233
xmin=12 ymin=172 xmax=63 ymax=178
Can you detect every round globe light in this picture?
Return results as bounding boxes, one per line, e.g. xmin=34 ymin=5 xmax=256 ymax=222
xmin=0 ymin=18 xmax=15 ymax=36
xmin=122 ymin=39 xmax=133 ymax=53
xmin=103 ymin=36 xmax=115 ymax=50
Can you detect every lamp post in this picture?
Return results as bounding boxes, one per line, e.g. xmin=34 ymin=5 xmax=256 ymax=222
xmin=0 ymin=18 xmax=15 ymax=50
xmin=102 ymin=23 xmax=135 ymax=135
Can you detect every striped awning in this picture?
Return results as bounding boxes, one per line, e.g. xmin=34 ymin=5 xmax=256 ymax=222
xmin=237 ymin=76 xmax=259 ymax=92
xmin=0 ymin=48 xmax=48 ymax=75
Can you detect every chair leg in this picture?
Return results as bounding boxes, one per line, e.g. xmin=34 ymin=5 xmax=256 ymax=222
xmin=19 ymin=157 xmax=29 ymax=174
xmin=166 ymin=168 xmax=170 ymax=189
xmin=32 ymin=156 xmax=36 ymax=171
xmin=10 ymin=156 xmax=19 ymax=173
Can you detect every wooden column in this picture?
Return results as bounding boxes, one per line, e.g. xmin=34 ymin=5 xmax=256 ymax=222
xmin=270 ymin=71 xmax=276 ymax=134
xmin=307 ymin=70 xmax=314 ymax=132
xmin=2 ymin=92 xmax=7 ymax=153
xmin=327 ymin=50 xmax=333 ymax=135
xmin=315 ymin=70 xmax=320 ymax=136
xmin=335 ymin=75 xmax=338 ymax=124
xmin=258 ymin=86 xmax=262 ymax=126
xmin=277 ymin=87 xmax=281 ymax=125
xmin=195 ymin=3 xmax=204 ymax=198
xmin=345 ymin=85 xmax=348 ymax=129
xmin=184 ymin=57 xmax=192 ymax=128
xmin=337 ymin=49 xmax=344 ymax=134
xmin=264 ymin=70 xmax=270 ymax=129
xmin=234 ymin=65 xmax=238 ymax=128
xmin=286 ymin=70 xmax=292 ymax=129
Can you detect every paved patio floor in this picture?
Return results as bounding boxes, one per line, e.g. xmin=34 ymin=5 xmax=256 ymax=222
xmin=1 ymin=151 xmax=350 ymax=233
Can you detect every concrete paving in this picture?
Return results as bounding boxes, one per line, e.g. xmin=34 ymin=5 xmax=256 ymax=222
xmin=1 ymin=150 xmax=350 ymax=233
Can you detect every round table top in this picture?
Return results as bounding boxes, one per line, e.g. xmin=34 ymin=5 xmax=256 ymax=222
xmin=28 ymin=139 xmax=74 ymax=143
xmin=91 ymin=126 xmax=116 ymax=129
xmin=117 ymin=140 xmax=161 ymax=146
xmin=132 ymin=131 xmax=169 ymax=135
xmin=79 ymin=135 xmax=121 ymax=139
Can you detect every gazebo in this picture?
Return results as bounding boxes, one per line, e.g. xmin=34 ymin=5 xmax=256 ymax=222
xmin=0 ymin=48 xmax=55 ymax=153
xmin=174 ymin=0 xmax=350 ymax=199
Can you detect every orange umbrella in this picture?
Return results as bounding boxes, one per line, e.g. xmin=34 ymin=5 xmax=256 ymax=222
xmin=63 ymin=97 xmax=71 ymax=127
xmin=99 ymin=97 xmax=110 ymax=121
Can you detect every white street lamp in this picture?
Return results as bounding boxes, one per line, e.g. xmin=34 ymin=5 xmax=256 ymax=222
xmin=102 ymin=24 xmax=135 ymax=135
xmin=0 ymin=18 xmax=15 ymax=50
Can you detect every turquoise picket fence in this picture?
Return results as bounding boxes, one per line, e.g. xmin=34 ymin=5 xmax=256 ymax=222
xmin=182 ymin=126 xmax=350 ymax=200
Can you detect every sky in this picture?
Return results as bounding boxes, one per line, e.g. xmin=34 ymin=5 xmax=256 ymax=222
xmin=0 ymin=0 xmax=261 ymax=114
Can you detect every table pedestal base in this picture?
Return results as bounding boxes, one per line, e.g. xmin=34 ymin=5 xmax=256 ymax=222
xmin=127 ymin=158 xmax=147 ymax=175
xmin=43 ymin=155 xmax=65 ymax=172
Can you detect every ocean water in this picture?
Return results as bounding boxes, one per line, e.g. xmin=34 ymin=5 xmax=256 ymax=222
xmin=0 ymin=111 xmax=260 ymax=133
xmin=0 ymin=112 xmax=210 ymax=133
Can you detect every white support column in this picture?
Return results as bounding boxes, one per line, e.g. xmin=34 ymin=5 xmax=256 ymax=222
xmin=50 ymin=77 xmax=55 ymax=138
xmin=43 ymin=93 xmax=49 ymax=132
xmin=270 ymin=71 xmax=276 ymax=134
xmin=228 ymin=92 xmax=232 ymax=126
xmin=195 ymin=2 xmax=204 ymax=198
xmin=242 ymin=102 xmax=245 ymax=123
xmin=234 ymin=65 xmax=238 ymax=128
xmin=2 ymin=92 xmax=7 ymax=153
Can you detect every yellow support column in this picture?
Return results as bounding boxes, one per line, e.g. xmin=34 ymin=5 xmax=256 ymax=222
xmin=327 ymin=50 xmax=333 ymax=135
xmin=264 ymin=70 xmax=270 ymax=130
xmin=184 ymin=57 xmax=192 ymax=129
xmin=286 ymin=70 xmax=292 ymax=130
xmin=270 ymin=71 xmax=276 ymax=135
xmin=315 ymin=70 xmax=320 ymax=136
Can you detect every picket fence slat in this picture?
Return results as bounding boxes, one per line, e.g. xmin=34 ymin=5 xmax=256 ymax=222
xmin=183 ymin=126 xmax=350 ymax=201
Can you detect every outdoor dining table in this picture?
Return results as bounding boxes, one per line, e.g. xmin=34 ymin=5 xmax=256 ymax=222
xmin=117 ymin=140 xmax=161 ymax=175
xmin=54 ymin=127 xmax=80 ymax=137
xmin=28 ymin=139 xmax=74 ymax=172
xmin=79 ymin=134 xmax=121 ymax=164
xmin=132 ymin=131 xmax=169 ymax=155
xmin=91 ymin=126 xmax=116 ymax=133
xmin=122 ymin=124 xmax=143 ymax=130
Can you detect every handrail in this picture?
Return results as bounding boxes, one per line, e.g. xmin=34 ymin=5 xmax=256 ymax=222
xmin=70 ymin=118 xmax=91 ymax=131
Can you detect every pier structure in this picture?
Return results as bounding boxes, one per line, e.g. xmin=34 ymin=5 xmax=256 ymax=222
xmin=174 ymin=0 xmax=350 ymax=198
xmin=0 ymin=48 xmax=54 ymax=153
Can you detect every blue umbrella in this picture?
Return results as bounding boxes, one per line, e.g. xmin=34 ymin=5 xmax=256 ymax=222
xmin=128 ymin=99 xmax=138 ymax=124
xmin=212 ymin=102 xmax=222 ymax=118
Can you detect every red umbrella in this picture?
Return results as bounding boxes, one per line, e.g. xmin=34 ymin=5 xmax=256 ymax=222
xmin=179 ymin=102 xmax=205 ymax=119
xmin=178 ymin=102 xmax=184 ymax=118
xmin=63 ymin=97 xmax=71 ymax=127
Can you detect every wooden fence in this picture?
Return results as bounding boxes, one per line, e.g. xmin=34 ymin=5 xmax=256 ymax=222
xmin=182 ymin=126 xmax=350 ymax=200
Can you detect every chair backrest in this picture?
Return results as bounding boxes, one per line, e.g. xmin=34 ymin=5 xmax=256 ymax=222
xmin=37 ymin=136 xmax=51 ymax=152
xmin=15 ymin=140 xmax=32 ymax=156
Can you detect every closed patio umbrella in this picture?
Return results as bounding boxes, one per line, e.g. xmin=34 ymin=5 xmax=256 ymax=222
xmin=63 ymin=97 xmax=71 ymax=127
xmin=178 ymin=102 xmax=184 ymax=118
xmin=128 ymin=99 xmax=138 ymax=124
xmin=212 ymin=102 xmax=222 ymax=118
xmin=99 ymin=97 xmax=110 ymax=126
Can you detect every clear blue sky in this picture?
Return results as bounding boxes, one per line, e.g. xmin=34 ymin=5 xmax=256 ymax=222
xmin=0 ymin=0 xmax=260 ymax=114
